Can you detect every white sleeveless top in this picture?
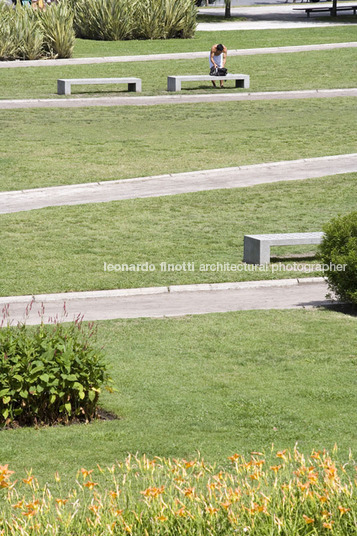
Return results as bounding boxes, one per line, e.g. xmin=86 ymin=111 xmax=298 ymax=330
xmin=209 ymin=53 xmax=223 ymax=68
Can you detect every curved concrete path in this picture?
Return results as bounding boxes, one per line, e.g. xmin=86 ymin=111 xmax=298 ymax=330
xmin=1 ymin=154 xmax=356 ymax=214
xmin=0 ymin=88 xmax=355 ymax=110
xmin=0 ymin=42 xmax=355 ymax=69
xmin=0 ymin=278 xmax=333 ymax=325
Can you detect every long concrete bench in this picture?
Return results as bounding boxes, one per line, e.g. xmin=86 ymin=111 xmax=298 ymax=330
xmin=243 ymin=232 xmax=324 ymax=264
xmin=293 ymin=4 xmax=357 ymax=16
xmin=57 ymin=78 xmax=142 ymax=96
xmin=167 ymin=74 xmax=250 ymax=92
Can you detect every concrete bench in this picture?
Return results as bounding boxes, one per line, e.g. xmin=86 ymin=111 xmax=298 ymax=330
xmin=167 ymin=74 xmax=250 ymax=92
xmin=293 ymin=4 xmax=357 ymax=16
xmin=243 ymin=232 xmax=324 ymax=264
xmin=57 ymin=78 xmax=142 ymax=96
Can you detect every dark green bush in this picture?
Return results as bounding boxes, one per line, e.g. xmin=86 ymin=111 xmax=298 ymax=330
xmin=0 ymin=316 xmax=113 ymax=427
xmin=319 ymin=211 xmax=357 ymax=306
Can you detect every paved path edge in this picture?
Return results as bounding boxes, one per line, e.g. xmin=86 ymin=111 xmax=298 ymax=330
xmin=1 ymin=88 xmax=356 ymax=110
xmin=0 ymin=42 xmax=356 ymax=69
xmin=0 ymin=277 xmax=326 ymax=304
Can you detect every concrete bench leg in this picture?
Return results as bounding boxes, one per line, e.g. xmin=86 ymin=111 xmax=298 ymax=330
xmin=167 ymin=78 xmax=180 ymax=91
xmin=235 ymin=77 xmax=249 ymax=89
xmin=57 ymin=80 xmax=71 ymax=95
xmin=244 ymin=237 xmax=270 ymax=264
xmin=128 ymin=81 xmax=141 ymax=92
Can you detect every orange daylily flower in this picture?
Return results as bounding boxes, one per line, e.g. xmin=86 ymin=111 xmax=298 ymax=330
xmin=221 ymin=500 xmax=232 ymax=510
xmin=81 ymin=468 xmax=94 ymax=479
xmin=12 ymin=500 xmax=24 ymax=509
xmin=311 ymin=450 xmax=322 ymax=460
xmin=206 ymin=506 xmax=218 ymax=515
xmin=308 ymin=471 xmax=318 ymax=484
xmin=228 ymin=454 xmax=240 ymax=462
xmin=23 ymin=475 xmax=34 ymax=485
xmin=141 ymin=486 xmax=165 ymax=498
xmin=156 ymin=515 xmax=168 ymax=522
xmin=323 ymin=521 xmax=334 ymax=530
xmin=22 ymin=509 xmax=37 ymax=518
xmin=84 ymin=481 xmax=98 ymax=490
xmin=25 ymin=500 xmax=40 ymax=510
xmin=338 ymin=505 xmax=350 ymax=516
xmin=303 ymin=515 xmax=315 ymax=524
xmin=55 ymin=499 xmax=68 ymax=507
xmin=270 ymin=465 xmax=282 ymax=473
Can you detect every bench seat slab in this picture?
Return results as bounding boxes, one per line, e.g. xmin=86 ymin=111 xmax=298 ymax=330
xmin=167 ymin=74 xmax=250 ymax=92
xmin=57 ymin=78 xmax=142 ymax=95
xmin=243 ymin=232 xmax=324 ymax=264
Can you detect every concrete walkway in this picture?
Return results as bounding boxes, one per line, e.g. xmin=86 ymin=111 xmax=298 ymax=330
xmin=0 ymin=42 xmax=355 ymax=69
xmin=1 ymin=154 xmax=356 ymax=214
xmin=0 ymin=88 xmax=355 ymax=110
xmin=197 ymin=4 xmax=355 ymax=29
xmin=0 ymin=278 xmax=332 ymax=325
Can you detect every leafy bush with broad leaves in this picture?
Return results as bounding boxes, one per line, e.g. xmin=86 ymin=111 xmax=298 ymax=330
xmin=319 ymin=211 xmax=357 ymax=306
xmin=0 ymin=2 xmax=74 ymax=60
xmin=0 ymin=316 xmax=113 ymax=427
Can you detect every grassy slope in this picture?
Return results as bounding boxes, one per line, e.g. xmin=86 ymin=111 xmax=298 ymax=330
xmin=1 ymin=99 xmax=356 ymax=192
xmin=0 ymin=48 xmax=356 ymax=100
xmin=72 ymin=27 xmax=357 ymax=57
xmin=0 ymin=173 xmax=356 ymax=296
xmin=1 ymin=309 xmax=356 ymax=486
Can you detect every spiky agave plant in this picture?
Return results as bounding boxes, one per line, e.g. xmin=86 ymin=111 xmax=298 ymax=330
xmin=134 ymin=0 xmax=197 ymax=39
xmin=37 ymin=1 xmax=75 ymax=58
xmin=74 ymin=0 xmax=135 ymax=40
xmin=16 ymin=7 xmax=44 ymax=60
xmin=0 ymin=4 xmax=20 ymax=60
xmin=134 ymin=0 xmax=165 ymax=40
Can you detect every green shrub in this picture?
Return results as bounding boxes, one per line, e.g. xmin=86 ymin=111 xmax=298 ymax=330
xmin=73 ymin=0 xmax=136 ymax=40
xmin=0 ymin=314 xmax=113 ymax=427
xmin=0 ymin=2 xmax=74 ymax=61
xmin=0 ymin=6 xmax=18 ymax=60
xmin=319 ymin=211 xmax=357 ymax=306
xmin=0 ymin=4 xmax=43 ymax=61
xmin=73 ymin=0 xmax=197 ymax=41
xmin=37 ymin=1 xmax=75 ymax=59
xmin=135 ymin=0 xmax=197 ymax=40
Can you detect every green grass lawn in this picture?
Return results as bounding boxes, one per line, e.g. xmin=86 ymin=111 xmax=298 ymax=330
xmin=0 ymin=48 xmax=356 ymax=100
xmin=71 ymin=27 xmax=357 ymax=58
xmin=1 ymin=99 xmax=356 ymax=192
xmin=0 ymin=172 xmax=356 ymax=296
xmin=1 ymin=309 xmax=356 ymax=487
